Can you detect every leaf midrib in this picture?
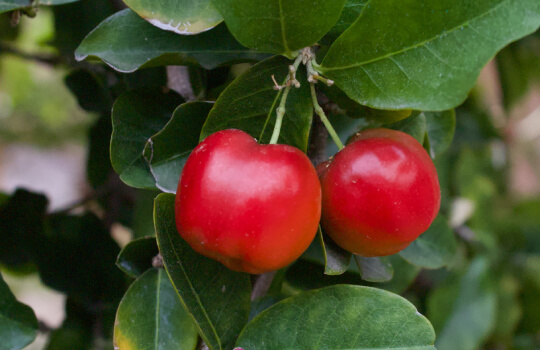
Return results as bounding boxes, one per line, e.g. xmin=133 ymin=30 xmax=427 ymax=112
xmin=161 ymin=218 xmax=222 ymax=350
xmin=322 ymin=0 xmax=510 ymax=71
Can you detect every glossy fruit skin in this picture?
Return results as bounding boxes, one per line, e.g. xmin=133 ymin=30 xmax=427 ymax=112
xmin=318 ymin=128 xmax=440 ymax=257
xmin=175 ymin=129 xmax=321 ymax=274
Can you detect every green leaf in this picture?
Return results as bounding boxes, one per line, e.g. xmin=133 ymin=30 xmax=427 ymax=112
xmin=75 ymin=9 xmax=267 ymax=73
xmin=320 ymin=0 xmax=540 ymax=110
xmin=64 ymin=69 xmax=112 ymax=114
xmin=124 ymin=0 xmax=222 ymax=35
xmin=388 ymin=111 xmax=427 ymax=144
xmin=211 ymin=0 xmax=348 ymax=58
xmin=0 ymin=189 xmax=48 ymax=270
xmin=45 ymin=298 xmax=93 ymax=350
xmin=320 ymin=0 xmax=368 ymax=45
xmin=428 ymin=257 xmax=497 ymax=350
xmin=319 ymin=84 xmax=412 ymax=124
xmin=0 ymin=273 xmax=38 ymax=350
xmin=425 ymin=110 xmax=456 ymax=157
xmin=0 ymin=0 xmax=29 ymax=13
xmin=377 ymin=255 xmax=421 ymax=295
xmin=201 ymin=56 xmax=313 ymax=152
xmin=354 ymin=255 xmax=394 ymax=283
xmin=116 ymin=236 xmax=159 ymax=278
xmin=302 ymin=228 xmax=352 ymax=276
xmin=236 ymin=285 xmax=436 ymax=350
xmin=114 ymin=268 xmax=199 ymax=350
xmin=154 ymin=193 xmax=251 ymax=350
xmin=399 ymin=216 xmax=458 ymax=270
xmin=111 ymin=88 xmax=184 ymax=189
xmin=38 ymin=213 xmax=126 ymax=305
xmin=142 ymin=102 xmax=213 ymax=193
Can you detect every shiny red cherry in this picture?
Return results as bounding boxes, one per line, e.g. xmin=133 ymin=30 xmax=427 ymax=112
xmin=318 ymin=128 xmax=440 ymax=257
xmin=175 ymin=129 xmax=321 ymax=274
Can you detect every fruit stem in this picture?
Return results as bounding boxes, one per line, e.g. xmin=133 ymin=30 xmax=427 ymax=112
xmin=269 ymin=54 xmax=304 ymax=144
xmin=309 ymin=83 xmax=344 ymax=150
xmin=269 ymin=85 xmax=291 ymax=144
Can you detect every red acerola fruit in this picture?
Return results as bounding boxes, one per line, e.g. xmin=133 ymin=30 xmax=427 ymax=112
xmin=175 ymin=129 xmax=321 ymax=274
xmin=318 ymin=128 xmax=440 ymax=257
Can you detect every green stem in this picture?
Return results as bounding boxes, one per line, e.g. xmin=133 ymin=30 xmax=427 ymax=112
xmin=309 ymin=83 xmax=344 ymax=150
xmin=269 ymin=85 xmax=292 ymax=144
xmin=268 ymin=54 xmax=304 ymax=145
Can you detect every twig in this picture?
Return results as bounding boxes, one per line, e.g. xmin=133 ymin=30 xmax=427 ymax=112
xmin=0 ymin=42 xmax=63 ymax=67
xmin=250 ymin=271 xmax=277 ymax=301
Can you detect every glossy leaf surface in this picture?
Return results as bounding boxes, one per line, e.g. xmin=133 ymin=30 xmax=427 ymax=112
xmin=211 ymin=0 xmax=347 ymax=57
xmin=76 ymin=9 xmax=266 ymax=72
xmin=116 ymin=236 xmax=159 ymax=278
xmin=320 ymin=0 xmax=540 ymax=110
xmin=236 ymin=285 xmax=436 ymax=350
xmin=154 ymin=193 xmax=251 ymax=350
xmin=320 ymin=0 xmax=368 ymax=45
xmin=201 ymin=56 xmax=313 ymax=152
xmin=142 ymin=102 xmax=213 ymax=193
xmin=400 ymin=216 xmax=458 ymax=269
xmin=0 ymin=273 xmax=38 ymax=350
xmin=111 ymin=88 xmax=184 ymax=189
xmin=123 ymin=0 xmax=222 ymax=35
xmin=114 ymin=268 xmax=199 ymax=350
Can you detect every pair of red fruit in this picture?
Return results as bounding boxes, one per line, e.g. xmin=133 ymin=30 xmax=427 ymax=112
xmin=175 ymin=128 xmax=440 ymax=274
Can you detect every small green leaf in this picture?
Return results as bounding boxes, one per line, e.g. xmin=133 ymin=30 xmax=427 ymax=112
xmin=354 ymin=255 xmax=394 ymax=283
xmin=114 ymin=268 xmax=199 ymax=350
xmin=39 ymin=0 xmax=80 ymax=5
xmin=400 ymin=216 xmax=458 ymax=270
xmin=111 ymin=88 xmax=184 ymax=189
xmin=0 ymin=273 xmax=38 ymax=350
xmin=142 ymin=102 xmax=213 ymax=193
xmin=388 ymin=111 xmax=427 ymax=144
xmin=302 ymin=228 xmax=352 ymax=276
xmin=116 ymin=236 xmax=160 ymax=278
xmin=76 ymin=9 xmax=267 ymax=73
xmin=425 ymin=110 xmax=456 ymax=157
xmin=428 ymin=257 xmax=497 ymax=350
xmin=154 ymin=193 xmax=251 ymax=350
xmin=201 ymin=56 xmax=313 ymax=152
xmin=320 ymin=0 xmax=540 ymax=110
xmin=211 ymin=0 xmax=347 ymax=58
xmin=236 ymin=285 xmax=436 ymax=350
xmin=123 ymin=0 xmax=222 ymax=35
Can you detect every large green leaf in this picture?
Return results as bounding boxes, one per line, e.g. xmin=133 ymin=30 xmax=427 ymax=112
xmin=211 ymin=0 xmax=348 ymax=58
xmin=320 ymin=0 xmax=540 ymax=110
xmin=114 ymin=268 xmax=199 ymax=350
xmin=75 ymin=9 xmax=267 ymax=73
xmin=124 ymin=0 xmax=222 ymax=35
xmin=400 ymin=215 xmax=458 ymax=270
xmin=0 ymin=273 xmax=38 ymax=350
xmin=201 ymin=56 xmax=313 ymax=152
xmin=142 ymin=102 xmax=213 ymax=193
xmin=154 ymin=193 xmax=251 ymax=350
xmin=428 ymin=257 xmax=497 ymax=350
xmin=236 ymin=285 xmax=436 ymax=350
xmin=111 ymin=88 xmax=184 ymax=189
